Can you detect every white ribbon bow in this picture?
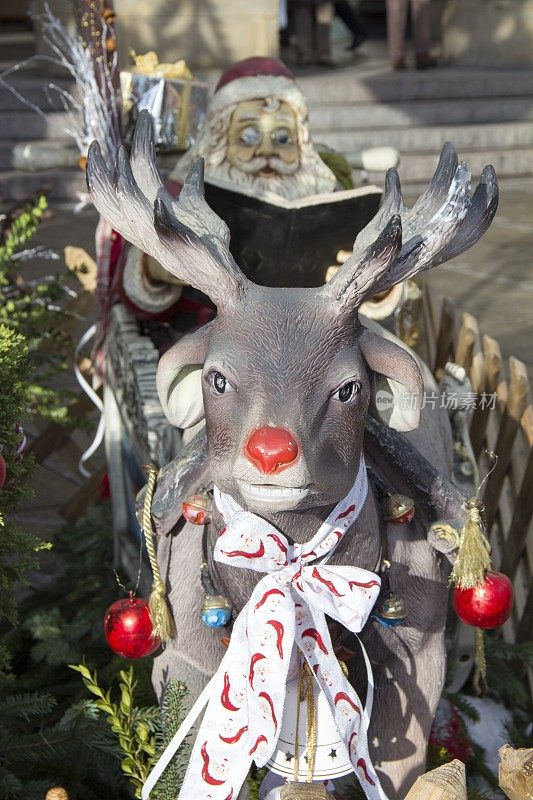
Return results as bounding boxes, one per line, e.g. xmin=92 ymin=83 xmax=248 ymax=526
xmin=143 ymin=458 xmax=387 ymax=800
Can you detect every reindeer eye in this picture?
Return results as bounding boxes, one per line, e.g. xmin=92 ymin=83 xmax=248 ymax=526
xmin=334 ymin=380 xmax=361 ymax=404
xmin=209 ymin=371 xmax=234 ymax=395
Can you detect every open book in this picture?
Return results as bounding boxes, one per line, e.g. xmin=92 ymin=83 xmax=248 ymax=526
xmin=204 ymin=177 xmax=382 ymax=288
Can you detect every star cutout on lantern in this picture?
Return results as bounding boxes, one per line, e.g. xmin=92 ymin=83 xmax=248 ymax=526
xmin=329 ymin=749 xmax=337 ymax=759
xmin=285 ymin=751 xmax=294 ymax=762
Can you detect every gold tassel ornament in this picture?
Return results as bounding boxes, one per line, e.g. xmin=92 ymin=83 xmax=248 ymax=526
xmin=449 ymin=497 xmax=491 ymax=590
xmin=142 ymin=465 xmax=176 ymax=643
xmin=450 ymin=452 xmax=514 ymax=693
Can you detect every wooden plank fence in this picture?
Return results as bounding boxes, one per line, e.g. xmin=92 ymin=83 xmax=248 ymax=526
xmin=421 ymin=283 xmax=533 ymax=652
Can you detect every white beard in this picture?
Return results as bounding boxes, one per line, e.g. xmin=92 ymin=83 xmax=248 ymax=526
xmin=208 ymin=155 xmax=335 ymax=201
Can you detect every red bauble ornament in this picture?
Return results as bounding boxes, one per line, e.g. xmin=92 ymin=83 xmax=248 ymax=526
xmin=182 ymin=492 xmax=211 ymax=525
xmin=453 ymin=571 xmax=514 ymax=629
xmin=0 ymin=452 xmax=5 ymax=490
xmin=104 ymin=596 xmax=161 ymax=658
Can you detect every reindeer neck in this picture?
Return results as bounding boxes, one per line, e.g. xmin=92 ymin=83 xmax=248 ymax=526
xmin=210 ymin=486 xmax=381 ymax=575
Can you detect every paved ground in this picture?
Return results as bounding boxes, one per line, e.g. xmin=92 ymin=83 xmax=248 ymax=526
xmin=418 ymin=178 xmax=533 ymax=377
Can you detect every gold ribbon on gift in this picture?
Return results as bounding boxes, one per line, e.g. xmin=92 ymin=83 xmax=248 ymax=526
xmin=130 ymin=50 xmax=194 ymax=80
xmin=125 ymin=51 xmax=195 ymax=150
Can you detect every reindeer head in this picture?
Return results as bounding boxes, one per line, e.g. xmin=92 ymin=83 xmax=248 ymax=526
xmin=87 ymin=111 xmax=498 ymax=516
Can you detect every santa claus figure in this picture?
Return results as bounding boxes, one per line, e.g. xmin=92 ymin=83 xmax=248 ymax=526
xmin=115 ymin=57 xmax=337 ymax=321
xmin=170 ymin=56 xmax=337 ymax=201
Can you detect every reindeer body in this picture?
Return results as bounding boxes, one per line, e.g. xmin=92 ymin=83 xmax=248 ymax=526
xmin=152 ymin=341 xmax=453 ymax=799
xmin=86 ymin=112 xmax=498 ymax=799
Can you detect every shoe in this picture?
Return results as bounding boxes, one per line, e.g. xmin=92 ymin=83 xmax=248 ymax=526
xmin=415 ymin=53 xmax=438 ymax=70
xmin=392 ymin=57 xmax=406 ymax=70
xmin=346 ymin=32 xmax=367 ymax=50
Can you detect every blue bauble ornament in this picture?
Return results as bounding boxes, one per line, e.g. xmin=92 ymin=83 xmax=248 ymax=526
xmin=201 ymin=594 xmax=232 ymax=628
xmin=372 ymin=593 xmax=407 ymax=628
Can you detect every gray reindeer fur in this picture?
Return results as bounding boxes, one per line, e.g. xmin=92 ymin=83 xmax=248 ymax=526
xmin=87 ymin=111 xmax=498 ymax=799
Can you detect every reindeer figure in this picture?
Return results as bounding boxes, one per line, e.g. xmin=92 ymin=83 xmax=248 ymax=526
xmin=87 ymin=111 xmax=498 ymax=799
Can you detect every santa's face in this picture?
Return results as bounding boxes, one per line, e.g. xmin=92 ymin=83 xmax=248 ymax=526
xmin=226 ymin=99 xmax=299 ymax=178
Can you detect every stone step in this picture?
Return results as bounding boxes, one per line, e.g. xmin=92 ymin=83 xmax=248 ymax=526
xmin=309 ymin=95 xmax=533 ymax=130
xmin=297 ymin=66 xmax=533 ymax=104
xmin=0 ymin=31 xmax=35 ymax=63
xmin=0 ymin=76 xmax=75 ymax=111
xmin=357 ymin=146 xmax=533 ymax=184
xmin=2 ymin=144 xmax=531 ymax=204
xmin=0 ymin=109 xmax=76 ymax=141
xmin=0 ymin=168 xmax=86 ymax=203
xmin=0 ymin=141 xmax=15 ymax=170
xmin=313 ymin=120 xmax=533 ymax=155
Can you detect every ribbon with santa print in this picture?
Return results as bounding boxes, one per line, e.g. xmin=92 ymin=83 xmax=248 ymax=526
xmin=142 ymin=457 xmax=388 ymax=800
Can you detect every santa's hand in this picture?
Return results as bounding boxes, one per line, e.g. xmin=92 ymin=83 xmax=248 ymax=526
xmin=144 ymin=254 xmax=187 ymax=286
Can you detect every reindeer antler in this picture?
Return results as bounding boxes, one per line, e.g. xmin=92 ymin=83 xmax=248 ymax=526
xmin=326 ymin=143 xmax=498 ymax=308
xmin=86 ymin=110 xmax=248 ymax=306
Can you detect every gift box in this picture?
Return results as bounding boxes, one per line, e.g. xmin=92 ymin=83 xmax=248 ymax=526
xmin=121 ymin=52 xmax=209 ymax=152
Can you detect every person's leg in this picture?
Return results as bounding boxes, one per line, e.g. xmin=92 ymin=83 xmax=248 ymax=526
xmin=386 ymin=0 xmax=409 ymax=69
xmin=293 ymin=3 xmax=315 ymax=65
xmin=334 ymin=0 xmax=367 ymax=48
xmin=316 ymin=1 xmax=334 ymax=65
xmin=412 ymin=0 xmax=437 ymax=68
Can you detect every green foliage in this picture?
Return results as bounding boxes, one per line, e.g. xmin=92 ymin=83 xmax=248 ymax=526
xmin=0 ymin=193 xmax=81 ymax=638
xmin=445 ymin=692 xmax=481 ymax=724
xmin=69 ymin=665 xmax=195 ymax=800
xmin=0 ymin=195 xmax=75 ymax=421
xmin=484 ymin=635 xmax=533 ymax=711
xmin=0 ymin=323 xmax=51 ymax=638
xmin=70 ymin=663 xmax=158 ymax=797
xmin=433 ymin=632 xmax=533 ymax=798
xmin=0 ymin=678 xmax=126 ymax=800
xmin=0 ymin=497 xmax=183 ymax=798
xmin=0 ymin=501 xmax=134 ymax=798
xmin=156 ymin=679 xmax=192 ymax=799
xmin=0 ymin=195 xmax=47 ymax=267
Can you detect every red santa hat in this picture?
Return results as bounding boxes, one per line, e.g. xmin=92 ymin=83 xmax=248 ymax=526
xmin=209 ymin=56 xmax=308 ymax=119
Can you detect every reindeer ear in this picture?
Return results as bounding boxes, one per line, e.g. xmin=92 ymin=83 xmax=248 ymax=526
xmin=156 ymin=324 xmax=212 ymax=428
xmin=359 ymin=329 xmax=424 ymax=431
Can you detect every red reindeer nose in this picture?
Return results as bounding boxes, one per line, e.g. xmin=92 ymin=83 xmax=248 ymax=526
xmin=245 ymin=427 xmax=299 ymax=474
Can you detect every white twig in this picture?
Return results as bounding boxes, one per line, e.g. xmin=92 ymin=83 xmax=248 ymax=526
xmin=1 ymin=3 xmax=121 ymax=168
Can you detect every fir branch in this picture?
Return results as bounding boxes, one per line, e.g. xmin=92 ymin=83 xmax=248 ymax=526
xmin=445 ymin=692 xmax=481 ymax=723
xmin=0 ymin=691 xmax=56 ymax=721
xmin=154 ymin=679 xmax=192 ymax=799
xmin=0 ymin=767 xmax=23 ymax=800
